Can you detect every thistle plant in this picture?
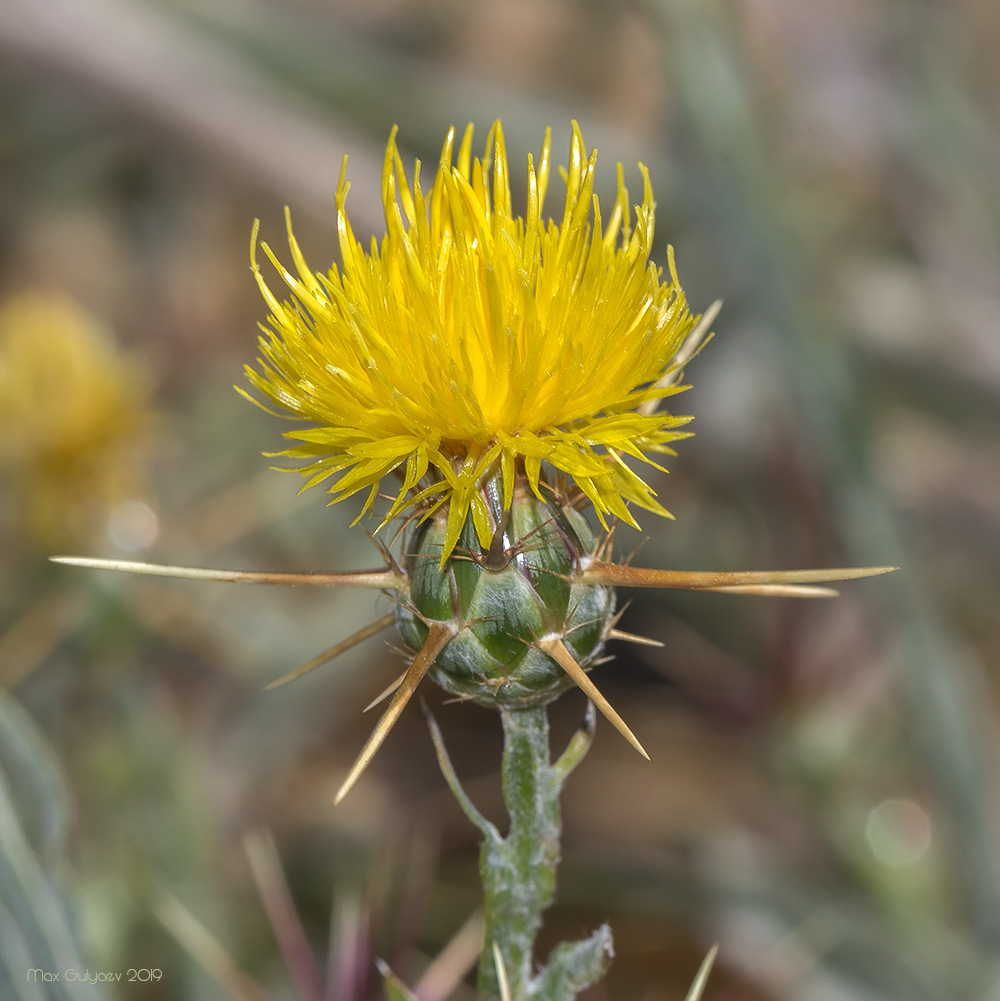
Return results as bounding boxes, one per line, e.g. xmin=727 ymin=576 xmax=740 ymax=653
xmin=55 ymin=121 xmax=895 ymax=1000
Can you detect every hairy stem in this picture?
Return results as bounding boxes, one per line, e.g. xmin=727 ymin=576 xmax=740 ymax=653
xmin=476 ymin=706 xmax=611 ymax=1001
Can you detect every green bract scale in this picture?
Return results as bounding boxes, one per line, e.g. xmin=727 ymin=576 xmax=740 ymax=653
xmin=394 ymin=482 xmax=616 ymax=708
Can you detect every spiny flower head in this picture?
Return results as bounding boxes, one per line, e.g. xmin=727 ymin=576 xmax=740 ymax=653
xmin=52 ymin=124 xmax=897 ymax=807
xmin=246 ymin=120 xmax=701 ymax=558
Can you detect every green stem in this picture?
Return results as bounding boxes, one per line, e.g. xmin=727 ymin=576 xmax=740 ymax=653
xmin=475 ymin=705 xmax=611 ymax=1001
xmin=477 ymin=707 xmax=557 ymax=998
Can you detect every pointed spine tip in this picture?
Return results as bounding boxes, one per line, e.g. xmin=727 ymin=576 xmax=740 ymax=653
xmin=333 ymin=622 xmax=455 ymax=805
xmin=581 ymin=561 xmax=899 ymax=590
xmin=538 ymin=635 xmax=649 ymax=760
xmin=50 ymin=555 xmax=407 ymax=591
xmin=263 ymin=613 xmax=395 ymax=692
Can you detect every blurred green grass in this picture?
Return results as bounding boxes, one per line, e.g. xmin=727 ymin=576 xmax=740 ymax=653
xmin=1 ymin=0 xmax=999 ymax=998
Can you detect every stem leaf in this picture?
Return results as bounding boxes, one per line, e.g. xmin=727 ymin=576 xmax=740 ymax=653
xmin=530 ymin=924 xmax=614 ymax=1001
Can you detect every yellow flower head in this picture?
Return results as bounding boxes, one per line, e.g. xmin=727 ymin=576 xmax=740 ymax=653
xmin=0 ymin=292 xmax=154 ymax=546
xmin=246 ymin=121 xmax=701 ymax=558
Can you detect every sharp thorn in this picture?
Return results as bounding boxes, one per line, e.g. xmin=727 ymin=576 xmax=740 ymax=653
xmin=581 ymin=562 xmax=899 ymax=590
xmin=699 ymin=584 xmax=839 ymax=597
xmin=264 ymin=614 xmax=395 ymax=691
xmin=333 ymin=623 xmax=455 ymax=804
xmin=51 ymin=556 xmax=408 ymax=592
xmin=492 ymin=943 xmax=512 ymax=1001
xmin=363 ymin=669 xmax=407 ymax=711
xmin=684 ymin=944 xmax=719 ymax=1001
xmin=608 ymin=627 xmax=664 ymax=647
xmin=538 ymin=635 xmax=649 ymax=760
xmin=636 ymin=299 xmax=721 ymax=416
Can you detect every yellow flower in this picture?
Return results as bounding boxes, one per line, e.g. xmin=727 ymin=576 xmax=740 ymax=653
xmin=246 ymin=121 xmax=701 ymax=559
xmin=52 ymin=123 xmax=897 ymax=806
xmin=0 ymin=292 xmax=153 ymax=546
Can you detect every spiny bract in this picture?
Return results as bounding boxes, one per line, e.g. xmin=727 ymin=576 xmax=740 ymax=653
xmin=396 ymin=478 xmax=615 ymax=708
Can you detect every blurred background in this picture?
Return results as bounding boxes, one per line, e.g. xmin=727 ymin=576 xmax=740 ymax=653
xmin=1 ymin=0 xmax=999 ymax=998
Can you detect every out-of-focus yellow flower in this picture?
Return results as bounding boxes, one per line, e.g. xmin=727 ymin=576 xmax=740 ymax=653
xmin=246 ymin=121 xmax=700 ymax=558
xmin=0 ymin=292 xmax=154 ymax=546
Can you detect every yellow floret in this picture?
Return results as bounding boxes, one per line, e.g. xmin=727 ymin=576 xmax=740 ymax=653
xmin=245 ymin=121 xmax=701 ymax=558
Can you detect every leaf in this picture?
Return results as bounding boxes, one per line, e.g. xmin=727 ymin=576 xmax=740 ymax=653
xmin=531 ymin=924 xmax=614 ymax=1001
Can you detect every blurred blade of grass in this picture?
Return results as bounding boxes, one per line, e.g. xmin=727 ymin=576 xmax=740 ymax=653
xmin=894 ymin=13 xmax=1000 ymax=267
xmin=243 ymin=830 xmax=324 ymax=1001
xmin=376 ymin=959 xmax=420 ymax=1001
xmin=156 ymin=891 xmax=274 ymax=1001
xmin=558 ymin=858 xmax=979 ymax=1000
xmin=859 ymin=346 xmax=1000 ymax=433
xmin=411 ymin=908 xmax=484 ymax=1001
xmin=145 ymin=0 xmax=666 ymax=208
xmin=653 ymin=0 xmax=1000 ymax=954
xmin=0 ymin=695 xmax=70 ymax=861
xmin=0 ymin=0 xmax=385 ymax=231
xmin=0 ymin=587 xmax=87 ymax=694
xmin=148 ymin=0 xmax=525 ymax=158
xmin=0 ymin=697 xmax=108 ymax=1001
